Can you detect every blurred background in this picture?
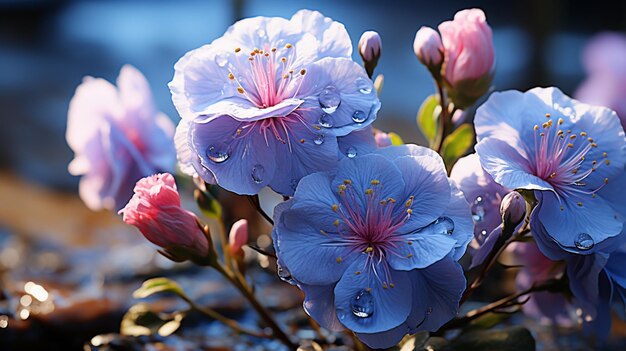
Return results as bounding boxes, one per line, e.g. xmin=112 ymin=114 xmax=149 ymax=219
xmin=1 ymin=0 xmax=625 ymax=350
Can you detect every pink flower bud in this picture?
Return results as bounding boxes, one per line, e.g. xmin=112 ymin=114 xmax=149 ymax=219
xmin=120 ymin=173 xmax=209 ymax=261
xmin=358 ymin=31 xmax=382 ymax=77
xmin=374 ymin=131 xmax=392 ymax=148
xmin=439 ymin=8 xmax=494 ymax=108
xmin=500 ymin=191 xmax=526 ymax=228
xmin=229 ymin=219 xmax=248 ymax=255
xmin=413 ymin=26 xmax=443 ymax=68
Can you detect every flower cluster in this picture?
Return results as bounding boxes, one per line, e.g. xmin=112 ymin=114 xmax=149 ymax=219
xmin=65 ymin=6 xmax=626 ymax=350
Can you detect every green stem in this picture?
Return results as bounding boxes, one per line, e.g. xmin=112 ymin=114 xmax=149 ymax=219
xmin=180 ymin=295 xmax=271 ymax=339
xmin=434 ymin=82 xmax=450 ymax=153
xmin=213 ymin=263 xmax=297 ymax=349
xmin=442 ymin=278 xmax=562 ymax=330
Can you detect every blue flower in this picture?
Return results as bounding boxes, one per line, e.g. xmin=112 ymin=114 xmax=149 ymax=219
xmin=273 ymin=145 xmax=472 ymax=348
xmin=170 ymin=10 xmax=381 ymax=195
xmin=67 ymin=65 xmax=176 ymax=211
xmin=475 ymin=87 xmax=626 ymax=337
xmin=475 ymin=87 xmax=626 ymax=255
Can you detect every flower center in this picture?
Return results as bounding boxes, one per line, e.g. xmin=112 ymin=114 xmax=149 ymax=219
xmin=531 ymin=114 xmax=610 ymax=205
xmin=227 ymin=44 xmax=306 ymax=108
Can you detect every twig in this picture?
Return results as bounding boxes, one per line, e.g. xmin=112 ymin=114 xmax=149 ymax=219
xmin=247 ymin=195 xmax=274 ymax=225
xmin=180 ymin=295 xmax=271 ymax=339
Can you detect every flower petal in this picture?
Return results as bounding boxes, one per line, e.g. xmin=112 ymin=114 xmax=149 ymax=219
xmin=408 ymin=257 xmax=465 ymax=332
xmin=387 ymin=230 xmax=456 ymax=271
xmin=300 ymin=283 xmax=344 ymax=332
xmin=476 ymin=137 xmax=553 ymax=191
xmin=336 ymin=126 xmax=377 ymax=160
xmin=334 ymin=256 xmax=412 ymax=333
xmin=189 ymin=115 xmax=277 ymax=194
xmin=298 ymin=57 xmax=380 ymax=137
xmin=290 ymin=10 xmax=352 ymax=58
xmin=537 ymin=190 xmax=623 ymax=253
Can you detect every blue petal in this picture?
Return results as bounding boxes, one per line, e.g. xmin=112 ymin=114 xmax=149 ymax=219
xmin=408 ymin=257 xmax=465 ymax=332
xmin=190 ymin=115 xmax=277 ymax=195
xmin=331 ymin=154 xmax=405 ymax=212
xmin=336 ymin=126 xmax=377 ymax=160
xmin=387 ymin=231 xmax=456 ymax=271
xmin=194 ymin=97 xmax=303 ymax=122
xmin=537 ymin=190 xmax=623 ymax=253
xmin=476 ymin=137 xmax=553 ymax=191
xmin=274 ymin=173 xmax=357 ymax=285
xmin=375 ymin=144 xmax=443 ymax=165
xmin=268 ymin=115 xmax=340 ymax=196
xmin=298 ymin=58 xmax=380 ymax=137
xmin=605 ymin=248 xmax=626 ymax=290
xmin=470 ymin=226 xmax=502 ymax=269
xmin=356 ymin=324 xmax=409 ymax=349
xmin=442 ymin=180 xmax=475 ymax=259
xmin=391 ymin=155 xmax=451 ymax=233
xmin=299 ymin=283 xmax=344 ymax=332
xmin=334 ymin=256 xmax=412 ymax=333
xmin=565 ymin=253 xmax=609 ymax=322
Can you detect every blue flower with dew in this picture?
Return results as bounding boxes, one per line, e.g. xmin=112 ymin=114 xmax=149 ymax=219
xmin=273 ymin=145 xmax=472 ymax=348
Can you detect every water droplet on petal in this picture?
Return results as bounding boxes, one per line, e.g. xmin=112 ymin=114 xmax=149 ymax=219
xmin=574 ymin=233 xmax=594 ymax=250
xmin=351 ymin=289 xmax=374 ymax=318
xmin=471 ymin=195 xmax=486 ymax=222
xmin=356 ymin=77 xmax=373 ymax=94
xmin=318 ymin=113 xmax=334 ymax=128
xmin=215 ymin=53 xmax=228 ymax=67
xmin=206 ymin=145 xmax=230 ymax=163
xmin=346 ymin=147 xmax=357 ymax=158
xmin=314 ymin=134 xmax=325 ymax=145
xmin=433 ymin=216 xmax=454 ymax=235
xmin=251 ymin=164 xmax=265 ymax=183
xmin=480 ymin=229 xmax=488 ymax=236
xmin=319 ymin=86 xmax=341 ymax=114
xmin=277 ymin=263 xmax=297 ymax=285
xmin=352 ymin=110 xmax=367 ymax=123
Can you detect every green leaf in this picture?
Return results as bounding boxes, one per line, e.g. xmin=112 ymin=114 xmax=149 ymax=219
xmin=120 ymin=303 xmax=184 ymax=337
xmin=441 ymin=123 xmax=474 ymax=170
xmin=388 ymin=132 xmax=404 ymax=146
xmin=133 ymin=277 xmax=184 ymax=299
xmin=416 ymin=95 xmax=441 ymax=147
xmin=194 ymin=188 xmax=223 ymax=220
xmin=374 ymin=74 xmax=384 ymax=96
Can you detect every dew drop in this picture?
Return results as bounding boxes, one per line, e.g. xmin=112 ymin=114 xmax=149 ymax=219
xmin=318 ymin=113 xmax=334 ymax=128
xmin=346 ymin=147 xmax=357 ymax=158
xmin=352 ymin=110 xmax=367 ymax=123
xmin=251 ymin=164 xmax=265 ymax=183
xmin=319 ymin=86 xmax=341 ymax=113
xmin=356 ymin=77 xmax=373 ymax=94
xmin=471 ymin=195 xmax=486 ymax=222
xmin=351 ymin=290 xmax=374 ymax=318
xmin=206 ymin=145 xmax=230 ymax=163
xmin=432 ymin=216 xmax=455 ymax=235
xmin=277 ymin=263 xmax=297 ymax=285
xmin=314 ymin=134 xmax=325 ymax=145
xmin=215 ymin=53 xmax=228 ymax=67
xmin=574 ymin=233 xmax=594 ymax=250
xmin=480 ymin=229 xmax=488 ymax=236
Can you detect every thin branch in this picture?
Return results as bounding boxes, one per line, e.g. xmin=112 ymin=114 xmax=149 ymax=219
xmin=247 ymin=195 xmax=274 ymax=225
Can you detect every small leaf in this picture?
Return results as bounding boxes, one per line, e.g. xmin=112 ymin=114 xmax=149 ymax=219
xmin=133 ymin=277 xmax=184 ymax=299
xmin=194 ymin=188 xmax=223 ymax=220
xmin=416 ymin=95 xmax=440 ymax=146
xmin=388 ymin=132 xmax=404 ymax=146
xmin=441 ymin=123 xmax=474 ymax=170
xmin=374 ymin=74 xmax=384 ymax=96
xmin=120 ymin=303 xmax=184 ymax=337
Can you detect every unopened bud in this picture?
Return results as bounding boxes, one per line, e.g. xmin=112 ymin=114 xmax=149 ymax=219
xmin=120 ymin=173 xmax=210 ymax=263
xmin=413 ymin=26 xmax=444 ymax=69
xmin=229 ymin=219 xmax=248 ymax=256
xmin=358 ymin=31 xmax=382 ymax=77
xmin=500 ymin=191 xmax=526 ymax=228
